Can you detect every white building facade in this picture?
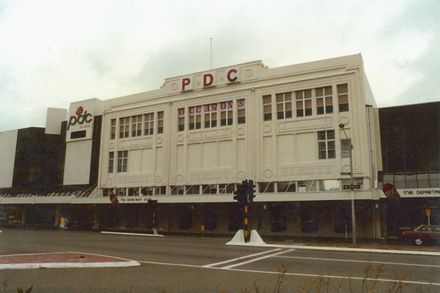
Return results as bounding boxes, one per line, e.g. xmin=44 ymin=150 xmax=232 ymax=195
xmin=0 ymin=54 xmax=384 ymax=238
xmin=81 ymin=54 xmax=382 ymax=237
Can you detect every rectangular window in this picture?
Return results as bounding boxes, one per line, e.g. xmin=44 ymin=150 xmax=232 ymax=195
xmin=262 ymin=95 xmax=272 ymax=121
xmin=318 ymin=130 xmax=335 ymax=159
xmin=128 ymin=187 xmax=139 ymax=196
xmin=185 ymin=185 xmax=200 ymax=195
xmin=178 ymin=108 xmax=185 ymax=131
xmin=220 ymin=101 xmax=233 ymax=126
xmin=204 ymin=103 xmax=218 ymax=128
xmin=337 ymin=84 xmax=349 ymax=112
xmin=202 ymin=184 xmax=217 ymax=194
xmin=157 ymin=111 xmax=164 ymax=134
xmin=144 ymin=113 xmax=154 ymax=135
xmin=110 ymin=119 xmax=116 ymax=140
xmin=119 ymin=117 xmax=130 ymax=139
xmin=219 ymin=184 xmax=235 ymax=194
xmin=131 ymin=115 xmax=143 ymax=137
xmin=316 ymin=86 xmax=333 ymax=115
xmin=259 ymin=182 xmax=274 ymax=193
xmin=276 ymin=92 xmax=292 ymax=119
xmin=141 ymin=187 xmax=153 ymax=196
xmin=189 ymin=106 xmax=202 ymax=130
xmin=170 ymin=185 xmax=184 ymax=195
xmin=295 ymin=89 xmax=312 ymax=117
xmin=108 ymin=152 xmax=114 ymax=173
xmin=70 ymin=130 xmax=86 ymax=139
xmin=237 ymin=99 xmax=246 ymax=124
xmin=277 ymin=181 xmax=296 ymax=192
xmin=117 ymin=150 xmax=128 ymax=173
xmin=154 ymin=186 xmax=166 ymax=195
xmin=341 ymin=138 xmax=351 ymax=158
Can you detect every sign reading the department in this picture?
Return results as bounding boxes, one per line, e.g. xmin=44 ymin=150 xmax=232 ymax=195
xmin=399 ymin=188 xmax=440 ymax=197
xmin=181 ymin=68 xmax=240 ymax=92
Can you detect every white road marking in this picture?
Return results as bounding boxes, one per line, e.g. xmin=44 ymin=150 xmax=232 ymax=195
xmin=222 ymin=249 xmax=295 ymax=269
xmin=258 ymin=243 xmax=440 ymax=256
xmin=274 ymin=255 xmax=440 ymax=269
xmin=203 ymin=248 xmax=282 ymax=268
xmin=138 ymin=259 xmax=440 ymax=287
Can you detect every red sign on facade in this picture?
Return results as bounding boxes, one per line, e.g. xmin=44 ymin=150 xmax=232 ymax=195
xmin=382 ymin=183 xmax=401 ymax=202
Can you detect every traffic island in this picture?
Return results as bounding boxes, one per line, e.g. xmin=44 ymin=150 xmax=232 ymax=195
xmin=0 ymin=252 xmax=140 ymax=270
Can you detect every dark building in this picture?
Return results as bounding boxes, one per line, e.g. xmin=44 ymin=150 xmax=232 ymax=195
xmin=379 ymin=101 xmax=440 ymax=235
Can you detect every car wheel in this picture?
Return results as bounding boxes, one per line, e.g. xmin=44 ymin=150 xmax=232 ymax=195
xmin=414 ymin=238 xmax=423 ymax=246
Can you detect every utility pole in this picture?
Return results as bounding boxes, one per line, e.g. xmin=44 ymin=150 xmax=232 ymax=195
xmin=339 ymin=123 xmax=357 ymax=244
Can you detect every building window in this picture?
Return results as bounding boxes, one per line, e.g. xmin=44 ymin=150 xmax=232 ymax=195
xmin=259 ymin=182 xmax=274 ymax=193
xmin=337 ymin=84 xmax=349 ymax=112
xmin=237 ymin=99 xmax=246 ymax=124
xmin=318 ymin=130 xmax=335 ymax=159
xmin=119 ymin=117 xmax=130 ymax=139
xmin=154 ymin=186 xmax=166 ymax=195
xmin=276 ymin=92 xmax=293 ymax=119
xmin=189 ymin=106 xmax=202 ymax=130
xmin=141 ymin=187 xmax=153 ymax=196
xmin=110 ymin=119 xmax=116 ymax=140
xmin=131 ymin=115 xmax=143 ymax=137
xmin=170 ymin=185 xmax=184 ymax=195
xmin=157 ymin=111 xmax=164 ymax=134
xmin=262 ymin=95 xmax=272 ymax=121
xmin=316 ymin=86 xmax=333 ymax=115
xmin=144 ymin=113 xmax=154 ymax=135
xmin=117 ymin=150 xmax=128 ymax=173
xmin=341 ymin=138 xmax=351 ymax=158
xmin=220 ymin=101 xmax=233 ymax=126
xmin=295 ymin=89 xmax=312 ymax=117
xmin=219 ymin=184 xmax=235 ymax=194
xmin=202 ymin=184 xmax=217 ymax=194
xmin=319 ymin=180 xmax=340 ymax=191
xmin=108 ymin=152 xmax=114 ymax=173
xmin=116 ymin=188 xmax=126 ymax=196
xmin=277 ymin=181 xmax=296 ymax=192
xmin=178 ymin=108 xmax=185 ymax=131
xmin=204 ymin=103 xmax=218 ymax=128
xmin=128 ymin=187 xmax=139 ymax=196
xmin=185 ymin=185 xmax=200 ymax=195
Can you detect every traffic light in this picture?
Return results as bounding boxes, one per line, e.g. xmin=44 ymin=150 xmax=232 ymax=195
xmin=233 ymin=184 xmax=246 ymax=203
xmin=247 ymin=179 xmax=256 ymax=202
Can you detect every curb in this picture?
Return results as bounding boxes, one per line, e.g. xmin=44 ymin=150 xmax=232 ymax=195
xmin=101 ymin=231 xmax=164 ymax=237
xmin=0 ymin=260 xmax=140 ymax=270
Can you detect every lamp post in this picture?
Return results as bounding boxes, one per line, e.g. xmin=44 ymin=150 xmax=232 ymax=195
xmin=339 ymin=123 xmax=357 ymax=244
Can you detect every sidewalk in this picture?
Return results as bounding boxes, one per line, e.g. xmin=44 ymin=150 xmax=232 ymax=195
xmin=0 ymin=252 xmax=140 ymax=270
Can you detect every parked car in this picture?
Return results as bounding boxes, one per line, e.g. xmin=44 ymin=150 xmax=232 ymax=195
xmin=401 ymin=225 xmax=440 ymax=246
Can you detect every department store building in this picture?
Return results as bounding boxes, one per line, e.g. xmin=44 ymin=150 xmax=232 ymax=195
xmin=0 ymin=54 xmax=384 ymax=238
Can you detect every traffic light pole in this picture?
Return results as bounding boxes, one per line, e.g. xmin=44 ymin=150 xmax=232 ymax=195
xmin=148 ymin=199 xmax=158 ymax=235
xmin=243 ymin=204 xmax=250 ymax=242
xmin=233 ymin=179 xmax=256 ymax=243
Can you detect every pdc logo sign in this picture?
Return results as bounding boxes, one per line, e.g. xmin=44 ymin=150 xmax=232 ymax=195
xmin=67 ymin=106 xmax=93 ymax=130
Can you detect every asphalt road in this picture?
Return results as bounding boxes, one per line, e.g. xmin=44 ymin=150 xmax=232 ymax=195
xmin=0 ymin=229 xmax=440 ymax=292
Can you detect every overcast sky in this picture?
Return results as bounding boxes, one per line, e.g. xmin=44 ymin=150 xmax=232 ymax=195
xmin=0 ymin=0 xmax=438 ymax=131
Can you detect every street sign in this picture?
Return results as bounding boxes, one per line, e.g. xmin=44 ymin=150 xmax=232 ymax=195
xmin=343 ymin=184 xmax=361 ymax=190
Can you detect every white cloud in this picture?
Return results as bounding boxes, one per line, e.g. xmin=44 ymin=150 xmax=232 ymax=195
xmin=0 ymin=0 xmax=438 ymax=131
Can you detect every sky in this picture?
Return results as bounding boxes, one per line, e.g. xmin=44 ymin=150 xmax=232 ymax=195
xmin=0 ymin=0 xmax=439 ymax=132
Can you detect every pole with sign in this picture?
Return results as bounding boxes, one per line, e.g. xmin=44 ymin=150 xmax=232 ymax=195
xmin=339 ymin=123 xmax=357 ymax=244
